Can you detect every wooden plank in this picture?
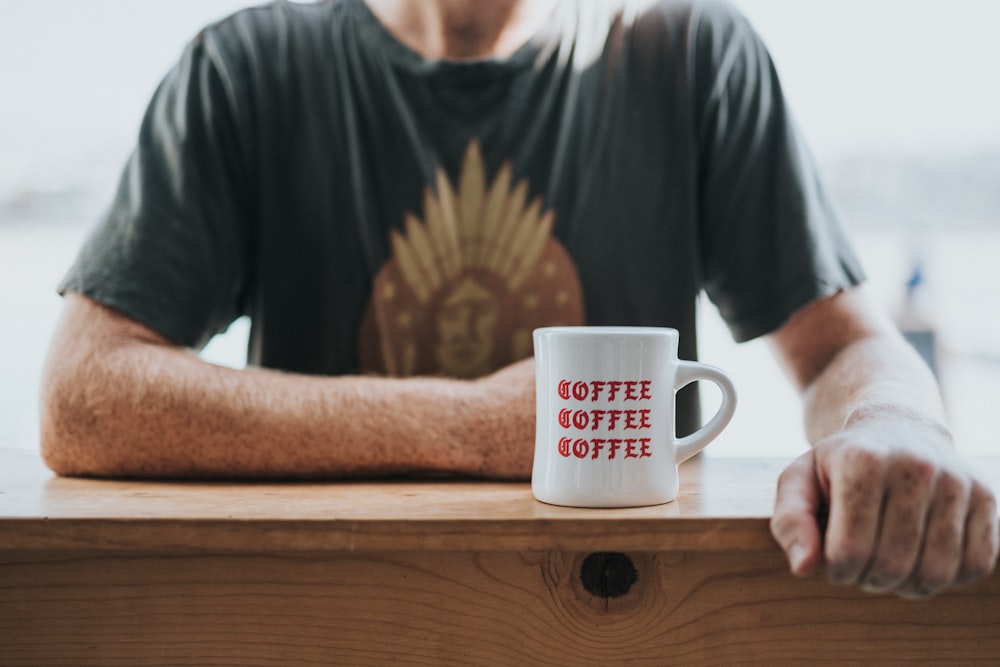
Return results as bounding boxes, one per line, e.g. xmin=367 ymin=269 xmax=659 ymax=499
xmin=1 ymin=549 xmax=998 ymax=665
xmin=0 ymin=449 xmax=785 ymax=552
xmin=4 ymin=449 xmax=1000 ymax=553
xmin=4 ymin=449 xmax=1000 ymax=664
xmin=0 ymin=516 xmax=778 ymax=553
xmin=1 ymin=449 xmax=782 ymax=521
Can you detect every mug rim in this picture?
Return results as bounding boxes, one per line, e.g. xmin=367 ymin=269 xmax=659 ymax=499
xmin=534 ymin=326 xmax=679 ymax=336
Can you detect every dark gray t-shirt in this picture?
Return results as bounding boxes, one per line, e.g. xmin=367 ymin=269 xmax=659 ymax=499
xmin=60 ymin=0 xmax=864 ymax=434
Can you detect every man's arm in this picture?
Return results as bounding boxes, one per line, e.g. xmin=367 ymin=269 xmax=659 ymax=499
xmin=40 ymin=293 xmax=536 ymax=479
xmin=768 ymin=285 xmax=998 ymax=597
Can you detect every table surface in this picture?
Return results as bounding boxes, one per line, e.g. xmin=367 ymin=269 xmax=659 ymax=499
xmin=5 ymin=448 xmax=1000 ymax=666
xmin=2 ymin=447 xmax=998 ymax=553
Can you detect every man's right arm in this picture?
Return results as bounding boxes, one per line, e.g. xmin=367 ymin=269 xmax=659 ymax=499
xmin=40 ymin=293 xmax=536 ymax=479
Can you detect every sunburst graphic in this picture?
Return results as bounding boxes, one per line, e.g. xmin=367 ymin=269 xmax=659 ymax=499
xmin=390 ymin=141 xmax=555 ymax=302
xmin=358 ymin=140 xmax=584 ymax=378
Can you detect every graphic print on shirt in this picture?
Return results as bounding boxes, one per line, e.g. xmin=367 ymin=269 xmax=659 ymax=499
xmin=358 ymin=140 xmax=584 ymax=378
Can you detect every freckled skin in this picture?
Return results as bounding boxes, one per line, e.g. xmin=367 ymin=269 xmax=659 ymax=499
xmin=768 ymin=287 xmax=998 ymax=598
xmin=41 ymin=294 xmax=536 ymax=480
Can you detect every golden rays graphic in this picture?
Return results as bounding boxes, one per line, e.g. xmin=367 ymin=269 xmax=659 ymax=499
xmin=389 ymin=141 xmax=555 ymax=302
xmin=357 ymin=139 xmax=584 ymax=378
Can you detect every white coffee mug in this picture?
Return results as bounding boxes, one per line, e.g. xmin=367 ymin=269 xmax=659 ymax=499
xmin=532 ymin=326 xmax=737 ymax=508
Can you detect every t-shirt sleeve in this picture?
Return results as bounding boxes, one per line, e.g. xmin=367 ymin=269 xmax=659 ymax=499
xmin=59 ymin=28 xmax=252 ymax=350
xmin=691 ymin=1 xmax=865 ymax=342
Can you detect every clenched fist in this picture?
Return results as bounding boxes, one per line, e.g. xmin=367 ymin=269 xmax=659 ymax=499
xmin=771 ymin=412 xmax=998 ymax=598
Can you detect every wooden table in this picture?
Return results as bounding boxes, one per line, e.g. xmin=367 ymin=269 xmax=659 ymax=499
xmin=1 ymin=447 xmax=998 ymax=665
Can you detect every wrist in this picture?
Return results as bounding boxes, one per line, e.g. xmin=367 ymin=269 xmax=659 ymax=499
xmin=459 ymin=370 xmax=535 ymax=479
xmin=844 ymin=402 xmax=954 ymax=448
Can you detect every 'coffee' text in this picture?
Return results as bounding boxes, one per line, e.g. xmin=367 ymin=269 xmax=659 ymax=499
xmin=558 ymin=380 xmax=652 ymax=402
xmin=558 ymin=408 xmax=652 ymax=431
xmin=558 ymin=437 xmax=652 ymax=460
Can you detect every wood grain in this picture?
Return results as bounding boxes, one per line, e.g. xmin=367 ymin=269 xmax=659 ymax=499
xmin=3 ymin=449 xmax=1000 ymax=665
xmin=0 ymin=449 xmax=790 ymax=552
xmin=2 ymin=549 xmax=997 ymax=666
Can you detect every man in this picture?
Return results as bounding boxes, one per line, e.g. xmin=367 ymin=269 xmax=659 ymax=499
xmin=40 ymin=0 xmax=997 ymax=598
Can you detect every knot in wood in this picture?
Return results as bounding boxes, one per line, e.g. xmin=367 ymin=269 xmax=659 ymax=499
xmin=579 ymin=552 xmax=638 ymax=599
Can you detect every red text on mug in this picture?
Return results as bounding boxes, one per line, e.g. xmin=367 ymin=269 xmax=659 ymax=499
xmin=558 ymin=380 xmax=652 ymax=402
xmin=554 ymin=379 xmax=655 ymax=460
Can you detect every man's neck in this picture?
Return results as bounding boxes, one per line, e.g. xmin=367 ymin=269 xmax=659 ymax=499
xmin=364 ymin=0 xmax=558 ymax=60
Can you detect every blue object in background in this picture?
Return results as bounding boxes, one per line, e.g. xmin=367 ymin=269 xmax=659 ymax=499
xmin=899 ymin=260 xmax=939 ymax=377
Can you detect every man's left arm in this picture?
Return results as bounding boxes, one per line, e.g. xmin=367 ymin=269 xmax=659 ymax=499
xmin=767 ymin=285 xmax=998 ymax=597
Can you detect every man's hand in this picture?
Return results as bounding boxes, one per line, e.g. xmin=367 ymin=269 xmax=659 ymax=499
xmin=767 ymin=286 xmax=998 ymax=597
xmin=771 ymin=412 xmax=999 ymax=597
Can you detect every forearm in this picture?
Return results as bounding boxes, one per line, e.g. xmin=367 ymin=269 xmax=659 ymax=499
xmin=769 ymin=289 xmax=997 ymax=597
xmin=800 ymin=331 xmax=948 ymax=446
xmin=41 ymin=299 xmax=535 ymax=479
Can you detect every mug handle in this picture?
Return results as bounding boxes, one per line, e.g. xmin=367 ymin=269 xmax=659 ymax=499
xmin=673 ymin=361 xmax=738 ymax=464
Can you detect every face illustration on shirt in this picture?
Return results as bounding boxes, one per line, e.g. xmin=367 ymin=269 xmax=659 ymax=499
xmin=358 ymin=140 xmax=585 ymax=378
xmin=434 ymin=276 xmax=500 ymax=378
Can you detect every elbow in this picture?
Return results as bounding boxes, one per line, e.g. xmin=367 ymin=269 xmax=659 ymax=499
xmin=39 ymin=293 xmax=166 ymax=478
xmin=39 ymin=354 xmax=111 ymax=477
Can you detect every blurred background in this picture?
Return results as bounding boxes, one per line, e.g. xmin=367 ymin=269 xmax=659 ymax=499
xmin=1 ymin=0 xmax=997 ymax=457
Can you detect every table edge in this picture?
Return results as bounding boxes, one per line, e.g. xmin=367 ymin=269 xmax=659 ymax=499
xmin=0 ymin=515 xmax=777 ymax=553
